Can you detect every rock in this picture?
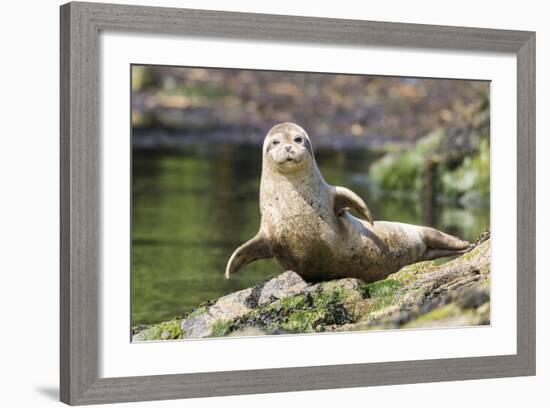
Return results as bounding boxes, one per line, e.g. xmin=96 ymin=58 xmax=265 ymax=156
xmin=181 ymin=288 xmax=253 ymax=338
xmin=209 ymin=288 xmax=254 ymax=321
xmin=256 ymin=271 xmax=308 ymax=306
xmin=179 ymin=273 xmax=308 ymax=338
xmin=181 ymin=313 xmax=215 ymax=338
xmin=132 ymin=319 xmax=182 ymax=342
xmin=228 ymin=327 xmax=269 ymax=337
xmin=134 ymin=236 xmax=491 ymax=341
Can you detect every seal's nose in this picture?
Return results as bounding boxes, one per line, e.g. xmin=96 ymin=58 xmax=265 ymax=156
xmin=284 ymin=145 xmax=292 ymax=152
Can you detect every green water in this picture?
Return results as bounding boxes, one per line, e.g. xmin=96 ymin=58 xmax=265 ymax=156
xmin=132 ymin=145 xmax=489 ymax=325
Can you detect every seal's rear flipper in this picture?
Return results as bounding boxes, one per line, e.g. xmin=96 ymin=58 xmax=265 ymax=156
xmin=333 ymin=186 xmax=374 ymax=225
xmin=422 ymin=227 xmax=470 ymax=251
xmin=225 ymin=233 xmax=272 ymax=279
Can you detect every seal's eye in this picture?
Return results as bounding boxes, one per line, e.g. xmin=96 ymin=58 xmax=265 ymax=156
xmin=272 ymin=140 xmax=280 ymax=145
xmin=294 ymin=137 xmax=303 ymax=143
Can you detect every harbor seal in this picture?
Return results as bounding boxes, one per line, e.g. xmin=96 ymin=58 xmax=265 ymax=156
xmin=225 ymin=122 xmax=470 ymax=283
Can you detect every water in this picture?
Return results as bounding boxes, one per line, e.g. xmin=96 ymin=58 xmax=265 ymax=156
xmin=132 ymin=144 xmax=489 ymax=325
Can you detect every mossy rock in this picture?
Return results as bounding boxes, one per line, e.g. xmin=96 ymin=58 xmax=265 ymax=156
xmin=133 ymin=236 xmax=491 ymax=341
xmin=133 ymin=319 xmax=183 ymax=341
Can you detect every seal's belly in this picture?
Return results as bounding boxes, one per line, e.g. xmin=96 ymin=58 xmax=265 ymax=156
xmin=272 ymin=213 xmax=366 ymax=281
xmin=274 ymin=214 xmax=426 ymax=282
xmin=271 ymin=208 xmax=339 ymax=277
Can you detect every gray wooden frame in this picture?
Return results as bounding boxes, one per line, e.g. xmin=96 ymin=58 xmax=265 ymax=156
xmin=60 ymin=1 xmax=536 ymax=405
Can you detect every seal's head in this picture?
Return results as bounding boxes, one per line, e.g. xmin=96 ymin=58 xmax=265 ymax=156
xmin=263 ymin=122 xmax=314 ymax=174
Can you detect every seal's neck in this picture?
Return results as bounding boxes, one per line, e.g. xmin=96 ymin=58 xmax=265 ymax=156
xmin=259 ymin=158 xmax=328 ymax=219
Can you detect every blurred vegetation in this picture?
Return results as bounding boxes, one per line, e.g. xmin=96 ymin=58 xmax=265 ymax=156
xmin=370 ymin=130 xmax=444 ymax=192
xmin=132 ymin=65 xmax=489 ymax=149
xmin=369 ymin=95 xmax=489 ymax=207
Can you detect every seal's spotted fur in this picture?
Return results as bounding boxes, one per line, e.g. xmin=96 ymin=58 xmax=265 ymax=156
xmin=225 ymin=123 xmax=469 ymax=283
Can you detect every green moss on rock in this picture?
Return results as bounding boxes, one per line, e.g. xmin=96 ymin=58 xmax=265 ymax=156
xmin=135 ymin=319 xmax=183 ymax=341
xmin=209 ymin=320 xmax=233 ymax=337
xmin=408 ymin=303 xmax=458 ymax=325
xmin=362 ymin=279 xmax=402 ymax=298
xmin=133 ymin=238 xmax=491 ymax=340
xmin=388 ymin=261 xmax=437 ymax=284
xmin=225 ymin=287 xmax=356 ymax=335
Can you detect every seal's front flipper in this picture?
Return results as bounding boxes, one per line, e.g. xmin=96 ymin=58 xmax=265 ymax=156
xmin=225 ymin=233 xmax=272 ymax=279
xmin=333 ymin=186 xmax=374 ymax=225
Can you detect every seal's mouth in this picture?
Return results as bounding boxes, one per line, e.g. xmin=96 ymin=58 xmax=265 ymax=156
xmin=270 ymin=150 xmax=306 ymax=168
xmin=284 ymin=151 xmax=304 ymax=162
xmin=275 ymin=154 xmax=300 ymax=164
xmin=282 ymin=156 xmax=302 ymax=165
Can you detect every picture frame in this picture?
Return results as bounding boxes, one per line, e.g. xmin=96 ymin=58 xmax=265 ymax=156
xmin=60 ymin=1 xmax=536 ymax=405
